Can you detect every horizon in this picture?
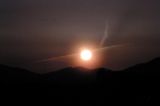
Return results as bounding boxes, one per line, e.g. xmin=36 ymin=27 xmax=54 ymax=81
xmin=0 ymin=57 xmax=159 ymax=74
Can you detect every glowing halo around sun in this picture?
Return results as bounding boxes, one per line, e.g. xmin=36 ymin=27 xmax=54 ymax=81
xmin=80 ymin=49 xmax=92 ymax=61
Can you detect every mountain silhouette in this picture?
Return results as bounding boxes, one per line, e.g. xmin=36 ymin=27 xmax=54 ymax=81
xmin=1 ymin=58 xmax=160 ymax=105
xmin=43 ymin=67 xmax=96 ymax=84
xmin=0 ymin=64 xmax=41 ymax=83
xmin=0 ymin=57 xmax=160 ymax=84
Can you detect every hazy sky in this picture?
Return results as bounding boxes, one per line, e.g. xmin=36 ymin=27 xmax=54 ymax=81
xmin=1 ymin=0 xmax=160 ymax=73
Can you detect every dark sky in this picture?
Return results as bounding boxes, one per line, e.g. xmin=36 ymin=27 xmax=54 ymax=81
xmin=1 ymin=0 xmax=160 ymax=73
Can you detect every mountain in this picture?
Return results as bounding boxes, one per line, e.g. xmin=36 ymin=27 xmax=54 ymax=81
xmin=1 ymin=58 xmax=160 ymax=105
xmin=112 ymin=57 xmax=160 ymax=80
xmin=0 ymin=57 xmax=160 ymax=84
xmin=124 ymin=57 xmax=160 ymax=74
xmin=0 ymin=64 xmax=41 ymax=83
xmin=43 ymin=67 xmax=97 ymax=84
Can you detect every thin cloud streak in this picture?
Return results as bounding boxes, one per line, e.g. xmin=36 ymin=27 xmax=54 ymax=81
xmin=35 ymin=44 xmax=125 ymax=63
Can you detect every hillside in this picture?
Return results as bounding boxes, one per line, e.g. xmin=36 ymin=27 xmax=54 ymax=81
xmin=0 ymin=58 xmax=160 ymax=105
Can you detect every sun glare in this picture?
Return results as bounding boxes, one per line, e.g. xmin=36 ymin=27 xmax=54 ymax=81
xmin=80 ymin=49 xmax=92 ymax=61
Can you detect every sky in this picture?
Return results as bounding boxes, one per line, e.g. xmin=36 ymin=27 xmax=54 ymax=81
xmin=0 ymin=0 xmax=160 ymax=73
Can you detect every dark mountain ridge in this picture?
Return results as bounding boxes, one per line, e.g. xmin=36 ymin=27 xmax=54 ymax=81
xmin=1 ymin=58 xmax=160 ymax=105
xmin=0 ymin=57 xmax=160 ymax=84
xmin=0 ymin=64 xmax=41 ymax=83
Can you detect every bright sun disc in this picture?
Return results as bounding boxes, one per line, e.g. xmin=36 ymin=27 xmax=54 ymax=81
xmin=80 ymin=49 xmax=92 ymax=61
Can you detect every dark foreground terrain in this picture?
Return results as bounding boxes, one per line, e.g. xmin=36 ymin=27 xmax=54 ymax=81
xmin=0 ymin=58 xmax=160 ymax=105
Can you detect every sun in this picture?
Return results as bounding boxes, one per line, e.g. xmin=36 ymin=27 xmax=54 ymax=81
xmin=80 ymin=49 xmax=92 ymax=61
